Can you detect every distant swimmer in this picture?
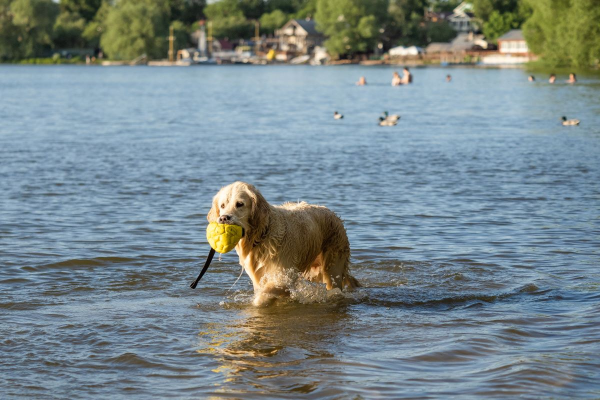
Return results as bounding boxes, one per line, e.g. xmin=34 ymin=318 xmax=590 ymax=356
xmin=528 ymin=75 xmax=535 ymax=82
xmin=549 ymin=74 xmax=556 ymax=83
xmin=392 ymin=71 xmax=402 ymax=86
xmin=567 ymin=73 xmax=577 ymax=83
xmin=561 ymin=116 xmax=580 ymax=126
xmin=446 ymin=74 xmax=452 ymax=82
xmin=356 ymin=76 xmax=367 ymax=86
xmin=401 ymin=67 xmax=413 ymax=84
xmin=334 ymin=111 xmax=344 ymax=120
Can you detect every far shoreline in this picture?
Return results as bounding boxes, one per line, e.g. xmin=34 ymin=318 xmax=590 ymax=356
xmin=1 ymin=61 xmax=598 ymax=75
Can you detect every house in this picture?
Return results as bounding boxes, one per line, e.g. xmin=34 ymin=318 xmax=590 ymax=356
xmin=447 ymin=2 xmax=477 ymax=33
xmin=424 ymin=2 xmax=479 ymax=34
xmin=497 ymin=29 xmax=528 ymax=54
xmin=481 ymin=29 xmax=533 ymax=65
xmin=276 ymin=19 xmax=324 ymax=54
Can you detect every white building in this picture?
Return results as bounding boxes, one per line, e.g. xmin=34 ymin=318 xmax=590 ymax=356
xmin=482 ymin=30 xmax=533 ymax=65
xmin=497 ymin=29 xmax=529 ymax=54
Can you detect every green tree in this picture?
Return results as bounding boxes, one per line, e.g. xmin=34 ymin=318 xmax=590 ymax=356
xmin=292 ymin=0 xmax=317 ymax=19
xmin=471 ymin=0 xmax=530 ymax=43
xmin=204 ymin=0 xmax=252 ymax=39
xmin=169 ymin=0 xmax=206 ymax=25
xmin=430 ymin=0 xmax=461 ymax=12
xmin=315 ymin=0 xmax=387 ymax=58
xmin=266 ymin=0 xmax=308 ymax=14
xmin=523 ymin=0 xmax=600 ymax=68
xmin=482 ymin=10 xmax=516 ymax=43
xmin=100 ymin=0 xmax=170 ymax=60
xmin=426 ymin=21 xmax=456 ymax=43
xmin=259 ymin=9 xmax=287 ymax=34
xmin=0 ymin=0 xmax=22 ymax=59
xmin=59 ymin=0 xmax=102 ymax=22
xmin=471 ymin=0 xmax=515 ymax=22
xmin=53 ymin=11 xmax=87 ymax=48
xmin=384 ymin=0 xmax=428 ymax=47
xmin=170 ymin=19 xmax=189 ymax=51
xmin=9 ymin=0 xmax=59 ymax=58
xmin=81 ymin=0 xmax=110 ymax=48
xmin=238 ymin=0 xmax=265 ymax=20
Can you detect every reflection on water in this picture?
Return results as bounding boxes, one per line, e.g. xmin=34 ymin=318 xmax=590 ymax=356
xmin=0 ymin=65 xmax=599 ymax=398
xmin=198 ymin=303 xmax=352 ymax=397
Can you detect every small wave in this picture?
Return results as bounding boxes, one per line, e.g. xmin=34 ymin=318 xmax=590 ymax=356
xmin=107 ymin=353 xmax=162 ymax=368
xmin=28 ymin=257 xmax=140 ymax=271
xmin=360 ymin=283 xmax=541 ymax=309
xmin=0 ymin=301 xmax=48 ymax=310
xmin=0 ymin=278 xmax=30 ymax=284
xmin=105 ymin=353 xmax=190 ymax=373
xmin=414 ymin=214 xmax=458 ymax=219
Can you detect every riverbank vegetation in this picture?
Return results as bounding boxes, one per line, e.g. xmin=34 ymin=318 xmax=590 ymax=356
xmin=0 ymin=0 xmax=598 ymax=68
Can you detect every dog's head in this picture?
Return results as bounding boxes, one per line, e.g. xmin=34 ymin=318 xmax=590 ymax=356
xmin=207 ymin=182 xmax=270 ymax=243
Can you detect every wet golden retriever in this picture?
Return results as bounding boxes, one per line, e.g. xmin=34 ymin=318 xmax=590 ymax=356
xmin=207 ymin=182 xmax=359 ymax=305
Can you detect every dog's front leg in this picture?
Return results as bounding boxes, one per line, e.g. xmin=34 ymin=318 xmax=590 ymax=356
xmin=238 ymin=251 xmax=261 ymax=290
xmin=253 ymin=284 xmax=290 ymax=307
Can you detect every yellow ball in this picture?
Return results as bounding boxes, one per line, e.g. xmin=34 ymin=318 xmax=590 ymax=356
xmin=206 ymin=223 xmax=243 ymax=254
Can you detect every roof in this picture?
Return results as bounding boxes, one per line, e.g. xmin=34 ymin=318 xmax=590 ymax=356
xmin=453 ymin=1 xmax=473 ymax=15
xmin=279 ymin=19 xmax=322 ymax=36
xmin=295 ymin=19 xmax=320 ymax=35
xmin=497 ymin=29 xmax=524 ymax=41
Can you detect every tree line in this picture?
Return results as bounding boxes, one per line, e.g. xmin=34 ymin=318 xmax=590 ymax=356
xmin=0 ymin=0 xmax=598 ymax=67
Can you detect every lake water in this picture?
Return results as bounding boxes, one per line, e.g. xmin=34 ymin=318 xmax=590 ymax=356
xmin=1 ymin=65 xmax=599 ymax=399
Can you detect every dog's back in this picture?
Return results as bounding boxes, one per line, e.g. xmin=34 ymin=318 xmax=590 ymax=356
xmin=273 ymin=202 xmax=355 ymax=289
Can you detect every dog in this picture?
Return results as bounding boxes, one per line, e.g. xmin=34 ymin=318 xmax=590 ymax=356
xmin=207 ymin=182 xmax=359 ymax=305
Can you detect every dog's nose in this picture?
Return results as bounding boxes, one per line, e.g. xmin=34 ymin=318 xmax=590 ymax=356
xmin=218 ymin=215 xmax=231 ymax=224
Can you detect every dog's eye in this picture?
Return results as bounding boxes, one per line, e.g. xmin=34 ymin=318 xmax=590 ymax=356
xmin=220 ymin=204 xmax=225 ymax=209
xmin=235 ymin=202 xmax=244 ymax=208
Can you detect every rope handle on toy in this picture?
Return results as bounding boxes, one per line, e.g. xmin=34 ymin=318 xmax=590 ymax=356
xmin=190 ymin=248 xmax=215 ymax=289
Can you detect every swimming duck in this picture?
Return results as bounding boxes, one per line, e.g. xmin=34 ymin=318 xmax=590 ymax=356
xmin=334 ymin=111 xmax=344 ymax=120
xmin=382 ymin=111 xmax=400 ymax=123
xmin=378 ymin=116 xmax=397 ymax=126
xmin=561 ymin=116 xmax=580 ymax=126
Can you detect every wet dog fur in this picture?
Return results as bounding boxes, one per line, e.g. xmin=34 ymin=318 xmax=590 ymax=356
xmin=207 ymin=182 xmax=359 ymax=306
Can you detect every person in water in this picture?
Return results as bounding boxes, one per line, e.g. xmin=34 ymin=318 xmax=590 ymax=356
xmin=549 ymin=74 xmax=556 ymax=84
xmin=528 ymin=75 xmax=535 ymax=82
xmin=446 ymin=74 xmax=452 ymax=82
xmin=567 ymin=73 xmax=577 ymax=83
xmin=401 ymin=67 xmax=412 ymax=84
xmin=356 ymin=76 xmax=367 ymax=86
xmin=392 ymin=71 xmax=402 ymax=86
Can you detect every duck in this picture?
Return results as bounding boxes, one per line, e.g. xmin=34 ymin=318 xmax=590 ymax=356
xmin=382 ymin=111 xmax=400 ymax=123
xmin=561 ymin=116 xmax=580 ymax=126
xmin=378 ymin=116 xmax=397 ymax=126
xmin=334 ymin=111 xmax=344 ymax=120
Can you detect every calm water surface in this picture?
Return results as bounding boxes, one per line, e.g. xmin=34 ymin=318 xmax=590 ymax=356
xmin=1 ymin=65 xmax=599 ymax=399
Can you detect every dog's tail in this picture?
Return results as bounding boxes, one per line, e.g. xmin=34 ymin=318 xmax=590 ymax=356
xmin=343 ymin=274 xmax=361 ymax=290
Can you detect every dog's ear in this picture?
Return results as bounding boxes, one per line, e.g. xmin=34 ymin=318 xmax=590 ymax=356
xmin=206 ymin=195 xmax=220 ymax=223
xmin=247 ymin=184 xmax=270 ymax=244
